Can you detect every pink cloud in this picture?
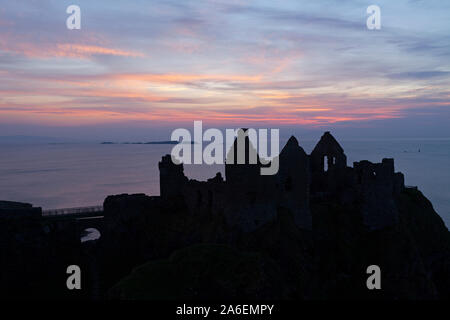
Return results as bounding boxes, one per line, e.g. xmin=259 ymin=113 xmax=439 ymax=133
xmin=0 ymin=32 xmax=143 ymax=59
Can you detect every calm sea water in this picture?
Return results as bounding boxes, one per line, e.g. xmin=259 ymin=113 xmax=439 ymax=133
xmin=1 ymin=140 xmax=449 ymax=229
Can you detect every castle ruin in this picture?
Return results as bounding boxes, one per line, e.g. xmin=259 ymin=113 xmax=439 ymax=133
xmin=159 ymin=131 xmax=405 ymax=232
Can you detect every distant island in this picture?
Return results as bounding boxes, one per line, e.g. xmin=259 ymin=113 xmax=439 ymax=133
xmin=101 ymin=141 xmax=178 ymax=145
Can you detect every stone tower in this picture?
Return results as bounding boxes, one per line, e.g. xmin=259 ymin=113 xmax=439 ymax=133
xmin=277 ymin=136 xmax=312 ymax=229
xmin=158 ymin=154 xmax=188 ymax=199
xmin=310 ymin=131 xmax=347 ymax=194
xmin=225 ymin=128 xmax=261 ymax=187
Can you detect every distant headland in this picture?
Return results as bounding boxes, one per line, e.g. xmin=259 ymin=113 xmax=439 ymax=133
xmin=101 ymin=140 xmax=177 ymax=145
xmin=101 ymin=140 xmax=195 ymax=145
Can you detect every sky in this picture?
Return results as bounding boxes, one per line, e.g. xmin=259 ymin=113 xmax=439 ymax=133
xmin=0 ymin=0 xmax=449 ymax=141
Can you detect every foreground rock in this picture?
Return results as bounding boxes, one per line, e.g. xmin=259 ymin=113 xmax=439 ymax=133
xmin=0 ymin=201 xmax=84 ymax=299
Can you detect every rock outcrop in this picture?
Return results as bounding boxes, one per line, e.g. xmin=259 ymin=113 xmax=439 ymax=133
xmin=101 ymin=131 xmax=450 ymax=300
xmin=0 ymin=201 xmax=84 ymax=299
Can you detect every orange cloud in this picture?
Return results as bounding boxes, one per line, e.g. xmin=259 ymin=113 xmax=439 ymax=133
xmin=0 ymin=33 xmax=143 ymax=58
xmin=54 ymin=44 xmax=144 ymax=58
xmin=107 ymin=73 xmax=262 ymax=84
xmin=1 ymin=62 xmax=440 ymax=127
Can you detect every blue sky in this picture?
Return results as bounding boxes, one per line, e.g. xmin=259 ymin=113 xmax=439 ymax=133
xmin=0 ymin=0 xmax=449 ymax=140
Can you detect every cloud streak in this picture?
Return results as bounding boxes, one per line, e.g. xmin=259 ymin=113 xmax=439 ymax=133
xmin=0 ymin=0 xmax=449 ymax=137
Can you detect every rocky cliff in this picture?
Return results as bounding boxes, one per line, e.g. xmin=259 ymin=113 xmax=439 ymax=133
xmin=102 ymin=187 xmax=450 ymax=300
xmin=103 ymin=132 xmax=450 ymax=300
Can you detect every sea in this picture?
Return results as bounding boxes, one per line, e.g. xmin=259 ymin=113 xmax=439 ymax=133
xmin=1 ymin=139 xmax=449 ymax=229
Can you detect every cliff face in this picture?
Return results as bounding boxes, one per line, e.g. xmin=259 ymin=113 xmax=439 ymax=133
xmin=102 ymin=188 xmax=450 ymax=300
xmin=310 ymin=187 xmax=450 ymax=299
xmin=103 ymin=132 xmax=450 ymax=300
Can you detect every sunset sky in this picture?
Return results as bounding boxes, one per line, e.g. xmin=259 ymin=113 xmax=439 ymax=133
xmin=0 ymin=0 xmax=449 ymax=140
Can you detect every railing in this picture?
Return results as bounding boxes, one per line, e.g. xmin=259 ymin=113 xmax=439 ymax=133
xmin=42 ymin=205 xmax=103 ymax=216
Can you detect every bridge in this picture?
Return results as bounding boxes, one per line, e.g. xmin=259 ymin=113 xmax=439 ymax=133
xmin=43 ymin=205 xmax=103 ymax=218
xmin=42 ymin=205 xmax=105 ymax=240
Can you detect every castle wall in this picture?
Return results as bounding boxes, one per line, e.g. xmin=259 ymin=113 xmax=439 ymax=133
xmin=277 ymin=136 xmax=312 ymax=229
xmin=158 ymin=132 xmax=406 ymax=233
xmin=310 ymin=131 xmax=348 ymax=195
xmin=353 ymin=158 xmax=405 ymax=230
xmin=158 ymin=154 xmax=188 ymax=200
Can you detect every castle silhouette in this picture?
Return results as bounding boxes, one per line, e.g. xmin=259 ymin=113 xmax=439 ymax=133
xmin=159 ymin=131 xmax=405 ymax=232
